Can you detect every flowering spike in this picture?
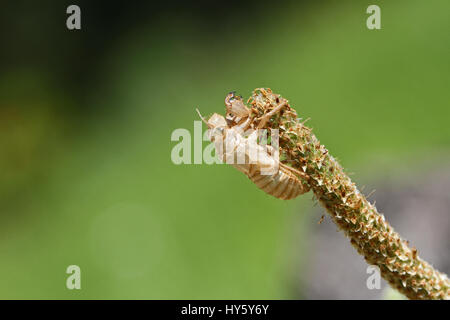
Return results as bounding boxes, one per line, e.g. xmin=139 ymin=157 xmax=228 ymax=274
xmin=244 ymin=88 xmax=450 ymax=300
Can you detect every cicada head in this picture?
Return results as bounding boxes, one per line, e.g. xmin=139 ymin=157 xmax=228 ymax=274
xmin=225 ymin=92 xmax=250 ymax=118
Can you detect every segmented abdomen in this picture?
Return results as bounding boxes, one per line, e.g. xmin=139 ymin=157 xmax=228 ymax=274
xmin=245 ymin=164 xmax=307 ymax=200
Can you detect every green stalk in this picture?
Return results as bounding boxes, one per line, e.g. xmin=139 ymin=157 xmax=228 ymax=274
xmin=248 ymin=88 xmax=450 ymax=300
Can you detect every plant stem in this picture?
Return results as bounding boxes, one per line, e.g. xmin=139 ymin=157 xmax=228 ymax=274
xmin=248 ymin=88 xmax=450 ymax=300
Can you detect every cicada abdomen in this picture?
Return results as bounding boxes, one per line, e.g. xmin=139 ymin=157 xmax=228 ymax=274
xmin=245 ymin=163 xmax=309 ymax=200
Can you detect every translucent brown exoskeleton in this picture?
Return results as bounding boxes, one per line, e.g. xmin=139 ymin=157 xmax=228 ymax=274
xmin=197 ymin=92 xmax=310 ymax=200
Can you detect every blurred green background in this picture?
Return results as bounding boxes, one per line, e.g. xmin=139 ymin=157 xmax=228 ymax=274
xmin=0 ymin=0 xmax=449 ymax=299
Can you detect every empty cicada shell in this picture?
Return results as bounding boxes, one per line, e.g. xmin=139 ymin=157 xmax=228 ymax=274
xmin=197 ymin=92 xmax=310 ymax=200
